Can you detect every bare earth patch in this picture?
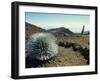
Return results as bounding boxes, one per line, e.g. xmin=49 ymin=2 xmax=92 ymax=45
xmin=39 ymin=46 xmax=87 ymax=67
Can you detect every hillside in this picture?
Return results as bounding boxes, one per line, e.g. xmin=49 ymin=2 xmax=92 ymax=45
xmin=47 ymin=27 xmax=73 ymax=34
xmin=25 ymin=22 xmax=45 ymax=40
xmin=47 ymin=27 xmax=74 ymax=38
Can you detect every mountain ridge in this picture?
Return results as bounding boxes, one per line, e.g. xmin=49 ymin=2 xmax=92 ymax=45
xmin=47 ymin=27 xmax=74 ymax=34
xmin=26 ymin=22 xmax=75 ymax=40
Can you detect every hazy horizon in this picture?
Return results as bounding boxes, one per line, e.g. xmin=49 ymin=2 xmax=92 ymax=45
xmin=25 ymin=12 xmax=90 ymax=33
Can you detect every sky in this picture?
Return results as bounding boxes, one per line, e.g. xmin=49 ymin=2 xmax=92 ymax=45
xmin=25 ymin=12 xmax=90 ymax=33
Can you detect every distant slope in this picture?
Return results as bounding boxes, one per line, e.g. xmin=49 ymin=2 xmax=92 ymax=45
xmin=47 ymin=27 xmax=74 ymax=38
xmin=25 ymin=22 xmax=45 ymax=40
xmin=47 ymin=27 xmax=74 ymax=34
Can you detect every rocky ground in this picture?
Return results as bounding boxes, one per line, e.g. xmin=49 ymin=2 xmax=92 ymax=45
xmin=26 ymin=36 xmax=89 ymax=68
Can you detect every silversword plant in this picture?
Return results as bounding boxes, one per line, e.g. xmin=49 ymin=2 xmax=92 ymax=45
xmin=26 ymin=33 xmax=58 ymax=61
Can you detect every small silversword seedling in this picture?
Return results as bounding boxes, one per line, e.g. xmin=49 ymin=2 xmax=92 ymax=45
xmin=26 ymin=33 xmax=58 ymax=61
